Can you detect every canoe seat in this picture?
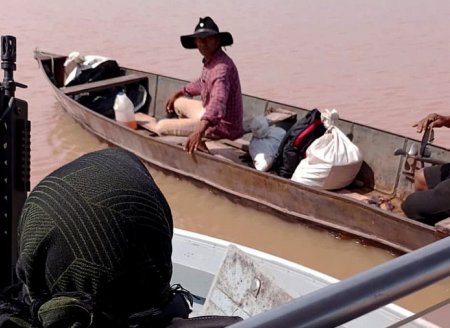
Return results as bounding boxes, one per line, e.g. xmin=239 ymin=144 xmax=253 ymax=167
xmin=62 ymin=73 xmax=148 ymax=95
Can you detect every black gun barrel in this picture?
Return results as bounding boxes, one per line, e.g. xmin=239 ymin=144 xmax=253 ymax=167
xmin=1 ymin=35 xmax=17 ymax=97
xmin=0 ymin=35 xmax=30 ymax=287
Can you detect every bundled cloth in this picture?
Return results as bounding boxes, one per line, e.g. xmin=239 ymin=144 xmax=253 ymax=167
xmin=291 ymin=109 xmax=363 ymax=190
xmin=248 ymin=116 xmax=286 ymax=172
xmin=63 ymin=51 xmax=122 ymax=87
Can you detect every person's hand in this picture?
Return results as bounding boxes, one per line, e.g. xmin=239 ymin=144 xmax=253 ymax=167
xmin=165 ymin=90 xmax=184 ymax=114
xmin=184 ymin=131 xmax=204 ymax=154
xmin=413 ymin=113 xmax=442 ymax=133
xmin=184 ymin=120 xmax=210 ymax=154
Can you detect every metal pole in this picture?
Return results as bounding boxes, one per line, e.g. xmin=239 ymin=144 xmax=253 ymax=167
xmin=230 ymin=236 xmax=450 ymax=328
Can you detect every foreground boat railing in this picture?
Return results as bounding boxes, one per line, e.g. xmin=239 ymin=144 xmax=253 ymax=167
xmin=230 ymin=236 xmax=450 ymax=328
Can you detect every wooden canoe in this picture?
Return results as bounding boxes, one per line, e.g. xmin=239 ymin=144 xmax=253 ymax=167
xmin=34 ymin=50 xmax=450 ymax=254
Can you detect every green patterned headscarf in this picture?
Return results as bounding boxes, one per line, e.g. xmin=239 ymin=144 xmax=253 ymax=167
xmin=2 ymin=148 xmax=190 ymax=327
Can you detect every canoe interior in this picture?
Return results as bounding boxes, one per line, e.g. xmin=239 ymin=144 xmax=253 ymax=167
xmin=35 ymin=52 xmax=450 ymax=253
xmin=39 ymin=53 xmax=450 ymax=198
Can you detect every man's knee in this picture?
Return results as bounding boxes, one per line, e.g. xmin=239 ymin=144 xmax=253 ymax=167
xmin=402 ymin=185 xmax=450 ymax=224
xmin=174 ymin=97 xmax=204 ymax=119
xmin=401 ymin=194 xmax=422 ymax=220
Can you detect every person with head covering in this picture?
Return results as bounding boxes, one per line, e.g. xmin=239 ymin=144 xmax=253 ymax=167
xmin=0 ymin=148 xmax=241 ymax=327
xmin=146 ymin=16 xmax=244 ymax=154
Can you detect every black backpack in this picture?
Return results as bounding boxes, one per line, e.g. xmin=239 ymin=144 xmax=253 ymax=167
xmin=273 ymin=108 xmax=326 ymax=178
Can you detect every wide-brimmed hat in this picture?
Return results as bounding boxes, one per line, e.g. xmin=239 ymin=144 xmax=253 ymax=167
xmin=180 ymin=16 xmax=233 ymax=49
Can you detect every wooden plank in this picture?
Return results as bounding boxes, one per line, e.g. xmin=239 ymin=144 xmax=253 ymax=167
xmin=243 ymin=107 xmax=297 ymax=134
xmin=62 ymin=73 xmax=148 ymax=95
xmin=221 ymin=138 xmax=250 ymax=152
xmin=265 ymin=107 xmax=297 ymax=125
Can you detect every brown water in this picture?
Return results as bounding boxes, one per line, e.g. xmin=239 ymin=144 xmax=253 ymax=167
xmin=3 ymin=0 xmax=450 ymax=315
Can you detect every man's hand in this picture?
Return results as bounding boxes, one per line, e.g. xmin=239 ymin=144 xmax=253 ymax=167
xmin=165 ymin=90 xmax=184 ymax=114
xmin=413 ymin=113 xmax=450 ymax=133
xmin=184 ymin=120 xmax=210 ymax=154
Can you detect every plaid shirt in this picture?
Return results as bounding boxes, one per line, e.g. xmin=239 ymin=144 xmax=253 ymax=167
xmin=183 ymin=49 xmax=244 ymax=140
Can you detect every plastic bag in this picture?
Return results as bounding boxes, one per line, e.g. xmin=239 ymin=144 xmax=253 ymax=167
xmin=248 ymin=116 xmax=286 ymax=171
xmin=291 ymin=109 xmax=363 ymax=190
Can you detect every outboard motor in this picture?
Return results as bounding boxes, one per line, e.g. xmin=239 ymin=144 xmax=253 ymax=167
xmin=0 ymin=35 xmax=30 ymax=287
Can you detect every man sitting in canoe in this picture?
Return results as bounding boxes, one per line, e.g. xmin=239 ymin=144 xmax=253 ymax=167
xmin=146 ymin=16 xmax=244 ymax=153
xmin=401 ymin=113 xmax=450 ymax=224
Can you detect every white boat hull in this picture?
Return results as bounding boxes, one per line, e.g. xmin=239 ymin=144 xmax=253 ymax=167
xmin=171 ymin=229 xmax=437 ymax=327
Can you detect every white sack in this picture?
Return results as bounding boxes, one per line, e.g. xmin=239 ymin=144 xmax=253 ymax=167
xmin=291 ymin=109 xmax=363 ymax=190
xmin=248 ymin=116 xmax=286 ymax=171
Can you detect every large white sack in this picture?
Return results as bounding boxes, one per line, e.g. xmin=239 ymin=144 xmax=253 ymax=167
xmin=248 ymin=116 xmax=286 ymax=171
xmin=291 ymin=109 xmax=363 ymax=190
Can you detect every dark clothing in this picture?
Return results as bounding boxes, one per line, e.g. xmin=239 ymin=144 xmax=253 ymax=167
xmin=273 ymin=109 xmax=326 ymax=178
xmin=402 ymin=163 xmax=450 ymax=224
xmin=424 ymin=163 xmax=450 ymax=188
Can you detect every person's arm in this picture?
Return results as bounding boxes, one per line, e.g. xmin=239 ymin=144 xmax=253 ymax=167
xmin=184 ymin=78 xmax=202 ymax=96
xmin=165 ymin=90 xmax=184 ymax=113
xmin=165 ymin=78 xmax=202 ymax=113
xmin=413 ymin=113 xmax=450 ymax=133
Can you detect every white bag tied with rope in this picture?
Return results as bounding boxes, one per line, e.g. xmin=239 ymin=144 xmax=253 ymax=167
xmin=248 ymin=116 xmax=286 ymax=172
xmin=291 ymin=109 xmax=363 ymax=190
